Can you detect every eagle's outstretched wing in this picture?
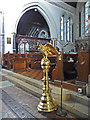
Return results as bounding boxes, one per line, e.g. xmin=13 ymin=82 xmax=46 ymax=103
xmin=45 ymin=42 xmax=59 ymax=56
xmin=38 ymin=41 xmax=59 ymax=56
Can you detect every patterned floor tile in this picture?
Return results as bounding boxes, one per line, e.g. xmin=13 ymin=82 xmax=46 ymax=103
xmin=0 ymin=79 xmax=78 ymax=119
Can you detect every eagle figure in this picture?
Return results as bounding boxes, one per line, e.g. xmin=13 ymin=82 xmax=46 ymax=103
xmin=38 ymin=40 xmax=59 ymax=57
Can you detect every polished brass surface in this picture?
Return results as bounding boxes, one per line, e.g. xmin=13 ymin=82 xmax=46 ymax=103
xmin=37 ymin=41 xmax=57 ymax=112
xmin=38 ymin=40 xmax=59 ymax=56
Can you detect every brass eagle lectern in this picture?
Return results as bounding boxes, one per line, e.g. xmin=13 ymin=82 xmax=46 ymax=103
xmin=37 ymin=41 xmax=59 ymax=112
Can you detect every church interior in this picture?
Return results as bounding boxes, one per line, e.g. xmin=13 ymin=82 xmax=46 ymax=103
xmin=0 ymin=0 xmax=90 ymax=119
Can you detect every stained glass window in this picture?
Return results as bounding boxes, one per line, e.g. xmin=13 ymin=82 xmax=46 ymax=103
xmin=64 ymin=17 xmax=66 ymax=42
xmin=60 ymin=16 xmax=73 ymax=42
xmin=70 ymin=18 xmax=73 ymax=42
xmin=67 ymin=18 xmax=70 ymax=41
xmin=85 ymin=1 xmax=90 ymax=36
xmin=60 ymin=16 xmax=64 ymax=40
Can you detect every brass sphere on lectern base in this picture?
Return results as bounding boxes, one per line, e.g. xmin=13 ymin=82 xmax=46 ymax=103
xmin=37 ymin=57 xmax=57 ymax=112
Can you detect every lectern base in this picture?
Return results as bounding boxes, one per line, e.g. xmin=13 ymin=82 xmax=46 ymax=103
xmin=56 ymin=109 xmax=67 ymax=117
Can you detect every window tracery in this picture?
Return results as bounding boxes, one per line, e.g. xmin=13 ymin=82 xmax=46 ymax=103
xmin=85 ymin=1 xmax=90 ymax=36
xmin=60 ymin=15 xmax=64 ymax=41
xmin=60 ymin=15 xmax=73 ymax=42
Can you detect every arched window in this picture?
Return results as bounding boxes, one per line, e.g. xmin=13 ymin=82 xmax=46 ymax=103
xmin=79 ymin=1 xmax=90 ymax=38
xmin=60 ymin=16 xmax=73 ymax=42
xmin=60 ymin=15 xmax=64 ymax=40
xmin=85 ymin=1 xmax=90 ymax=36
xmin=70 ymin=18 xmax=73 ymax=42
xmin=67 ymin=17 xmax=70 ymax=41
xmin=64 ymin=16 xmax=66 ymax=42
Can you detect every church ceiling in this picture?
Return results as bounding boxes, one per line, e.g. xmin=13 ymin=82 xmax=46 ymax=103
xmin=61 ymin=0 xmax=78 ymax=8
xmin=65 ymin=2 xmax=77 ymax=8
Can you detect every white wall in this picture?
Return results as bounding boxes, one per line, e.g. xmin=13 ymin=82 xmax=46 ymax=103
xmin=0 ymin=15 xmax=1 ymax=63
xmin=0 ymin=0 xmax=32 ymax=53
xmin=0 ymin=12 xmax=4 ymax=55
xmin=42 ymin=1 xmax=75 ymax=51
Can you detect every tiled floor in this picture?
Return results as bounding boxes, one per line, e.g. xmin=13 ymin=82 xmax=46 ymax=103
xmin=0 ymin=69 xmax=78 ymax=119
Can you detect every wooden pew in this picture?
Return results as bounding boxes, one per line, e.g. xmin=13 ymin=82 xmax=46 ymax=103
xmin=3 ymin=52 xmax=43 ymax=70
xmin=3 ymin=52 xmax=13 ymax=69
xmin=52 ymin=53 xmax=87 ymax=94
xmin=3 ymin=52 xmax=26 ymax=70
xmin=63 ymin=54 xmax=77 ymax=80
xmin=51 ymin=52 xmax=90 ymax=94
xmin=77 ymin=51 xmax=90 ymax=83
xmin=52 ymin=53 xmax=77 ymax=81
xmin=12 ymin=58 xmax=27 ymax=71
xmin=3 ymin=51 xmax=57 ymax=71
xmin=30 ymin=54 xmax=43 ymax=69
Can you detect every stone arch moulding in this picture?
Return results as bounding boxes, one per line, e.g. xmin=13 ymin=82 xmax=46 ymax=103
xmin=13 ymin=2 xmax=58 ymax=40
